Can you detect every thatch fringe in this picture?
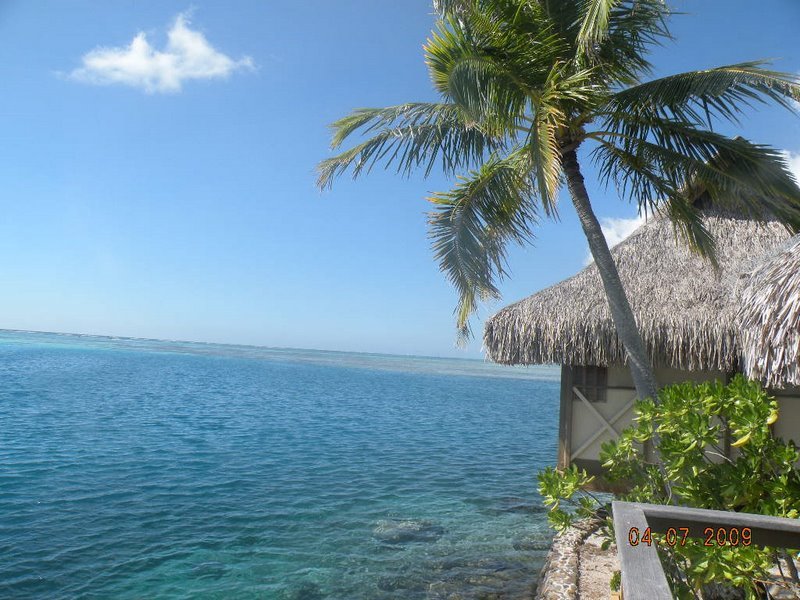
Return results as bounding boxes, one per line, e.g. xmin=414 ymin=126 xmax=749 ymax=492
xmin=483 ymin=210 xmax=788 ymax=371
xmin=739 ymin=235 xmax=800 ymax=388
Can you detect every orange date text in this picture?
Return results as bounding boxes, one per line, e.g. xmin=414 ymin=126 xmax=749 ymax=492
xmin=626 ymin=527 xmax=752 ymax=547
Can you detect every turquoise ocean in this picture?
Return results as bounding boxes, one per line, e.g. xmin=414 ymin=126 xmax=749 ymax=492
xmin=0 ymin=330 xmax=560 ymax=599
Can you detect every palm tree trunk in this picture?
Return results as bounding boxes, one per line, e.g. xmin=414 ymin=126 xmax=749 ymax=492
xmin=562 ymin=149 xmax=673 ymax=501
xmin=561 ymin=149 xmax=659 ymax=401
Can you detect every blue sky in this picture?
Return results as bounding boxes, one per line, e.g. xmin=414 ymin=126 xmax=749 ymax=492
xmin=0 ymin=1 xmax=798 ymax=358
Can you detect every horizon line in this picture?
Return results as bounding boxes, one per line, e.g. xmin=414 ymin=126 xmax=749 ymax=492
xmin=0 ymin=327 xmax=492 ymax=364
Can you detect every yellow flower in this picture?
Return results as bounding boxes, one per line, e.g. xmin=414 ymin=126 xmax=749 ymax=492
xmin=766 ymin=410 xmax=779 ymax=426
xmin=731 ymin=432 xmax=752 ymax=448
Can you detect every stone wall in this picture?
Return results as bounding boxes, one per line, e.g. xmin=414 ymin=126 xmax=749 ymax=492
xmin=534 ymin=519 xmax=600 ymax=600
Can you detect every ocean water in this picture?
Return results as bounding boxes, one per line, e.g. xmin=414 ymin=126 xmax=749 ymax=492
xmin=0 ymin=330 xmax=561 ymax=599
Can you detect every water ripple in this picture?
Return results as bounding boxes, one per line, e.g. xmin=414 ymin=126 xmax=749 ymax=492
xmin=0 ymin=331 xmax=559 ymax=599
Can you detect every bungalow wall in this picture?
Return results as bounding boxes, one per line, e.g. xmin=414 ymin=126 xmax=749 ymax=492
xmin=559 ymin=365 xmax=800 ymax=482
xmin=771 ymin=386 xmax=800 ymax=444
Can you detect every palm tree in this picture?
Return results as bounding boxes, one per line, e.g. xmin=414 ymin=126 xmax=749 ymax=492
xmin=317 ymin=0 xmax=800 ymax=401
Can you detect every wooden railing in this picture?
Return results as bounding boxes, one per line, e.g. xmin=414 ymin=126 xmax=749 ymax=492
xmin=612 ymin=501 xmax=800 ymax=599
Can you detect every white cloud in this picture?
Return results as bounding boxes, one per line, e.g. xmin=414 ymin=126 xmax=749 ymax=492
xmin=69 ymin=13 xmax=253 ymax=93
xmin=584 ymin=215 xmax=645 ymax=265
xmin=783 ymin=150 xmax=800 ymax=184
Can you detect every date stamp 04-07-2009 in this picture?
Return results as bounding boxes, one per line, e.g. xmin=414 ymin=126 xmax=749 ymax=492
xmin=627 ymin=526 xmax=753 ymax=548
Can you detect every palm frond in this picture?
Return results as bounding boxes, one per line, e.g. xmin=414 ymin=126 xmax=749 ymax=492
xmin=528 ymin=102 xmax=563 ymax=214
xmin=540 ymin=0 xmax=582 ymax=44
xmin=424 ymin=15 xmax=564 ymax=128
xmin=577 ymin=0 xmax=621 ymax=56
xmin=592 ymin=137 xmax=679 ymax=215
xmin=547 ymin=0 xmax=668 ymax=83
xmin=593 ymin=129 xmax=718 ymax=260
xmin=704 ymin=140 xmax=800 ymax=229
xmin=317 ymin=103 xmax=502 ymax=189
xmin=596 ymin=120 xmax=800 ymax=206
xmin=433 ymin=0 xmax=473 ymax=16
xmin=605 ymin=62 xmax=800 ymax=127
xmin=428 ymin=150 xmax=536 ymax=338
xmin=593 ymin=131 xmax=800 ymax=237
xmin=434 ymin=0 xmax=544 ymax=26
xmin=425 ymin=18 xmax=524 ymax=127
xmin=659 ymin=193 xmax=717 ymax=264
xmin=595 ymin=0 xmax=671 ymax=84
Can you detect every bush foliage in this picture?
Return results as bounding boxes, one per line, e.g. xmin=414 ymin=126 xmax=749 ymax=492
xmin=538 ymin=375 xmax=800 ymax=598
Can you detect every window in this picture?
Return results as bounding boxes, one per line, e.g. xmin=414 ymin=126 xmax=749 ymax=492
xmin=570 ymin=365 xmax=607 ymax=403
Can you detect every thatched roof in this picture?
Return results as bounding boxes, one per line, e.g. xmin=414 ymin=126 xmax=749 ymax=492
xmin=738 ymin=235 xmax=800 ymax=388
xmin=484 ymin=209 xmax=789 ymax=371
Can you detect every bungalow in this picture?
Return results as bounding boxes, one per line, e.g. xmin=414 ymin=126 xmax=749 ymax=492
xmin=483 ymin=203 xmax=800 ymax=481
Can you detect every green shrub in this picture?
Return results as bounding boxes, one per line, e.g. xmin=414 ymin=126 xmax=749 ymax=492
xmin=610 ymin=570 xmax=621 ymax=592
xmin=538 ymin=375 xmax=800 ymax=599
